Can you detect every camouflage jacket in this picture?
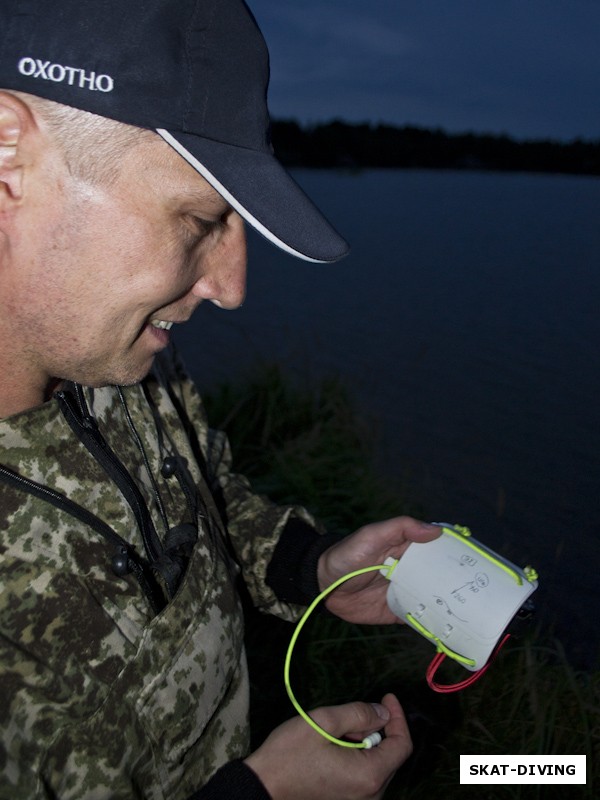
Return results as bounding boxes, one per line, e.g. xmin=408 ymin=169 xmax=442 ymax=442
xmin=0 ymin=352 xmax=323 ymax=799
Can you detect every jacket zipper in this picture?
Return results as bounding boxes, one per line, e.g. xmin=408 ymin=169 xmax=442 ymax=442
xmin=56 ymin=387 xmax=165 ymax=567
xmin=0 ymin=462 xmax=166 ymax=614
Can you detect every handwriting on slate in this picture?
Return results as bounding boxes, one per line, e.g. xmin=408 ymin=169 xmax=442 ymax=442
xmin=432 ymin=551 xmax=492 ymax=621
xmin=434 ymin=596 xmax=468 ymax=622
xmin=451 ymin=572 xmax=489 ymax=604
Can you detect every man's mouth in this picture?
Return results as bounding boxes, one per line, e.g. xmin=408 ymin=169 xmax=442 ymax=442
xmin=150 ymin=319 xmax=174 ymax=331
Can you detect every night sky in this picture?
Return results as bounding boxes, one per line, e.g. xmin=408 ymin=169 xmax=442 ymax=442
xmin=249 ymin=0 xmax=600 ymax=142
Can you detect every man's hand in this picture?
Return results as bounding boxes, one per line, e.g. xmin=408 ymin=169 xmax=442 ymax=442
xmin=318 ymin=516 xmax=442 ymax=625
xmin=244 ymin=693 xmax=412 ymax=800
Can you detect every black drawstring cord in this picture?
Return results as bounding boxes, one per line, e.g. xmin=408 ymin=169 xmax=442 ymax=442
xmin=117 ymin=386 xmax=171 ymax=537
xmin=65 ymin=384 xmax=201 ymax=600
xmin=116 ymin=387 xmax=200 ymax=591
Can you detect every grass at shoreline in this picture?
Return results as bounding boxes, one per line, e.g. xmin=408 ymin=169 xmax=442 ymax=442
xmin=204 ymin=363 xmax=598 ymax=798
xmin=204 ymin=362 xmax=424 ymax=531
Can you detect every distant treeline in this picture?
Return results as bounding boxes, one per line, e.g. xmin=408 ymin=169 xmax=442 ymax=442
xmin=271 ymin=119 xmax=600 ymax=176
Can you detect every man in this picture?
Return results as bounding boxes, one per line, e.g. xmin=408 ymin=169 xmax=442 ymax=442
xmin=0 ymin=1 xmax=440 ymax=797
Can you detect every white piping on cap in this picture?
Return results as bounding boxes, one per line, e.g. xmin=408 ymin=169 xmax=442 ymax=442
xmin=156 ymin=128 xmax=322 ymax=263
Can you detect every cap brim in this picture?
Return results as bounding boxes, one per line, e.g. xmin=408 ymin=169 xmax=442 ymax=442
xmin=156 ymin=129 xmax=349 ymax=263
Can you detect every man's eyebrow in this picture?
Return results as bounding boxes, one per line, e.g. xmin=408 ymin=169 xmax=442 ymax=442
xmin=177 ymin=188 xmax=229 ymax=214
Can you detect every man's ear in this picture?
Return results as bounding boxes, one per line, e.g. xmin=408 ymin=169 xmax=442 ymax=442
xmin=0 ymin=92 xmax=37 ymax=203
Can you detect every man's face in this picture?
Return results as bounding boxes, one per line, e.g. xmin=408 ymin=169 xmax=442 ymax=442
xmin=8 ymin=135 xmax=247 ymax=393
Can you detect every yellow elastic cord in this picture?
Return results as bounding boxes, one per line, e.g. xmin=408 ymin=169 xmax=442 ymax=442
xmin=284 ymin=563 xmax=391 ymax=748
xmin=405 ymin=613 xmax=476 ymax=667
xmin=441 ymin=526 xmax=523 ymax=586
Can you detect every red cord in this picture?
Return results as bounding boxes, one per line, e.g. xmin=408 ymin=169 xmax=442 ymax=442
xmin=426 ymin=634 xmax=511 ymax=693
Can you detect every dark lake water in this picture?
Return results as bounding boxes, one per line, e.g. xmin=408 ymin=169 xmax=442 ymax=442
xmin=175 ymin=168 xmax=600 ymax=668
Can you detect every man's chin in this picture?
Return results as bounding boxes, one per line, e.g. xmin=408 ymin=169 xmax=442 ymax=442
xmin=65 ymin=357 xmax=156 ymax=391
xmin=108 ymin=363 xmax=155 ymax=388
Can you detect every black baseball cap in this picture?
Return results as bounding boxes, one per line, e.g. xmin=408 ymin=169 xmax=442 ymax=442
xmin=0 ymin=0 xmax=349 ymax=263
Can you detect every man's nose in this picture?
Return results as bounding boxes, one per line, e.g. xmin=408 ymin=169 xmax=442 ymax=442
xmin=191 ymin=211 xmax=247 ymax=309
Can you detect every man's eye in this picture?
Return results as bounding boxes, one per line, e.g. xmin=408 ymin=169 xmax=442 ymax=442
xmin=186 ymin=215 xmax=224 ymax=241
xmin=189 ymin=216 xmax=211 ymax=236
